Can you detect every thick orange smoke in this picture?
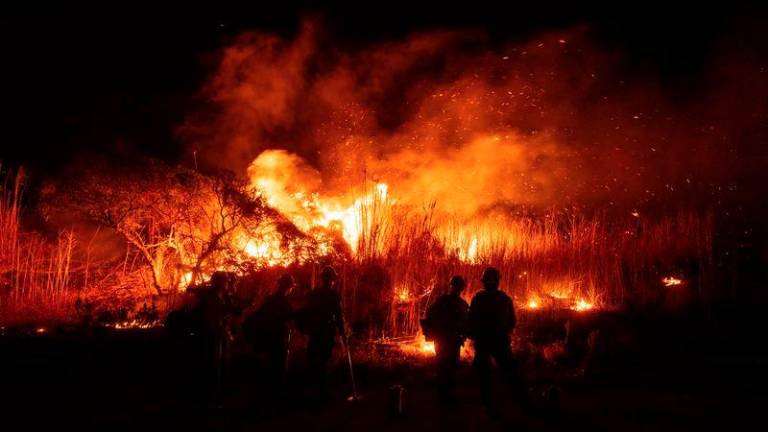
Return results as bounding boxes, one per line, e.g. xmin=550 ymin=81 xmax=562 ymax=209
xmin=182 ymin=19 xmax=731 ymax=224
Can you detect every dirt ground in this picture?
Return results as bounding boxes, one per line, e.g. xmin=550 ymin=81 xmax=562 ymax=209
xmin=1 ymin=312 xmax=766 ymax=431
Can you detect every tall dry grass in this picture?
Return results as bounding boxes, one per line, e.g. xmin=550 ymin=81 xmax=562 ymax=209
xmin=0 ymin=171 xmax=76 ymax=323
xmin=341 ymin=185 xmax=714 ymax=335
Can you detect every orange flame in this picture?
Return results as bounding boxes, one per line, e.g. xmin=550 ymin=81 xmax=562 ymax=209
xmin=662 ymin=276 xmax=683 ymax=287
xmin=419 ymin=340 xmax=436 ymax=355
xmin=110 ymin=320 xmax=161 ymax=330
xmin=395 ymin=288 xmax=412 ymax=304
xmin=246 ymin=150 xmax=391 ymax=254
xmin=571 ymin=298 xmax=594 ymax=312
xmin=398 ymin=333 xmax=436 ymax=357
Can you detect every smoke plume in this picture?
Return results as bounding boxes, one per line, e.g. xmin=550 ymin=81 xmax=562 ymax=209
xmin=181 ymin=19 xmax=747 ymax=219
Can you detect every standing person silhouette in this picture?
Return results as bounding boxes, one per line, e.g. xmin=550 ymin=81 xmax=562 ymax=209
xmin=422 ymin=275 xmax=469 ymax=404
xmin=196 ymin=271 xmax=234 ymax=408
xmin=299 ymin=266 xmax=346 ymax=397
xmin=468 ymin=267 xmax=528 ymax=416
xmin=243 ymin=274 xmax=295 ymax=400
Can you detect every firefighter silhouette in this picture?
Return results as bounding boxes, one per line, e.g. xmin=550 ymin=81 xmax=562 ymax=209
xmin=421 ymin=275 xmax=469 ymax=403
xmin=468 ymin=267 xmax=529 ymax=414
xmin=297 ymin=265 xmax=346 ymax=394
xmin=242 ymin=274 xmax=295 ymax=397
xmin=197 ymin=271 xmax=235 ymax=407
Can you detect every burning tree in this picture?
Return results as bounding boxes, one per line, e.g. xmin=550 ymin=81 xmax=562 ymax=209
xmin=40 ymin=159 xmax=323 ymax=298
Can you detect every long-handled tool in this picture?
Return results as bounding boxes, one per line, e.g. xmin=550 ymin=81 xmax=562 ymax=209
xmin=280 ymin=327 xmax=293 ymax=392
xmin=340 ymin=334 xmax=361 ymax=401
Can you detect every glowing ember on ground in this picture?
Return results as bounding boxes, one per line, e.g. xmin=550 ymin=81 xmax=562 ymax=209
xmin=395 ymin=334 xmax=436 ymax=357
xmin=419 ymin=340 xmax=436 ymax=355
xmin=571 ymin=299 xmax=594 ymax=312
xmin=109 ymin=320 xmax=162 ymax=330
xmin=35 ymin=327 xmax=47 ymax=334
xmin=662 ymin=276 xmax=683 ymax=287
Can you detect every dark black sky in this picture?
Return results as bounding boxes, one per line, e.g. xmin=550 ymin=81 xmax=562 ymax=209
xmin=1 ymin=3 xmax=766 ymax=176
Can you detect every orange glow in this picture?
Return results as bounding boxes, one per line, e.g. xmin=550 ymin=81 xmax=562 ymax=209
xmin=420 ymin=340 xmax=436 ymax=355
xmin=110 ymin=320 xmax=161 ymax=330
xmin=247 ymin=150 xmax=391 ymax=254
xmin=395 ymin=334 xmax=476 ymax=360
xmin=571 ymin=298 xmax=594 ymax=312
xmin=242 ymin=148 xmax=591 ymax=266
xmin=179 ymin=271 xmax=193 ymax=290
xmin=522 ymin=282 xmax=602 ymax=312
xmin=244 ymin=240 xmax=267 ymax=258
xmin=662 ymin=276 xmax=683 ymax=287
xmin=398 ymin=333 xmax=436 ymax=357
xmin=459 ymin=236 xmax=479 ymax=262
xmin=395 ymin=288 xmax=411 ymax=304
xmin=239 ymin=232 xmax=289 ymax=267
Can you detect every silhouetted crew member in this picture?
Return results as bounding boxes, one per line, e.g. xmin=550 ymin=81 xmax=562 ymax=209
xmin=299 ymin=265 xmax=345 ymax=392
xmin=422 ymin=275 xmax=469 ymax=402
xmin=469 ymin=267 xmax=527 ymax=413
xmin=243 ymin=274 xmax=295 ymax=395
xmin=198 ymin=271 xmax=233 ymax=407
